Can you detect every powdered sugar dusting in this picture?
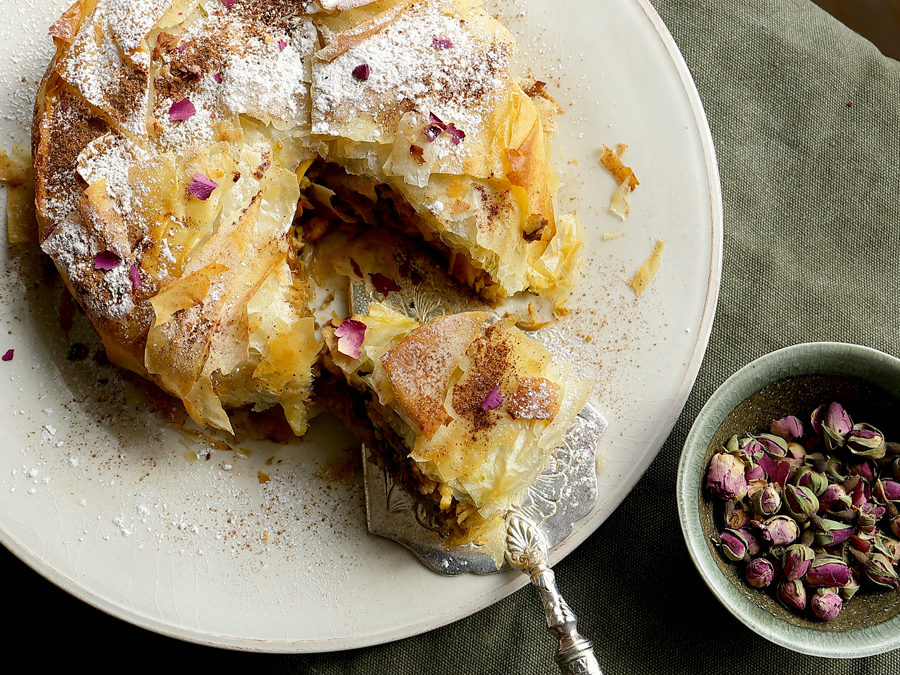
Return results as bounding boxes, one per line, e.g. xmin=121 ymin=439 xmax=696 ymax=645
xmin=311 ymin=1 xmax=513 ymax=153
xmin=76 ymin=131 xmax=148 ymax=217
xmin=55 ymin=7 xmax=150 ymax=136
xmin=101 ymin=0 xmax=174 ymax=59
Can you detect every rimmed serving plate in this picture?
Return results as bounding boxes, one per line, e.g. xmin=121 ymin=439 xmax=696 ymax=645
xmin=0 ymin=0 xmax=722 ymax=651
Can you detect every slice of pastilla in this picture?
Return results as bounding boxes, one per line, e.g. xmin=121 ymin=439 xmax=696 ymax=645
xmin=324 ymin=303 xmax=593 ymax=549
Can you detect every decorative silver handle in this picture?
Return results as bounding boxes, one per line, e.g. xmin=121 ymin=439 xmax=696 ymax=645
xmin=506 ymin=511 xmax=603 ymax=675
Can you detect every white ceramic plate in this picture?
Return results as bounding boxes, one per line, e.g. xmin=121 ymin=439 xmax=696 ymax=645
xmin=0 ymin=0 xmax=721 ymax=652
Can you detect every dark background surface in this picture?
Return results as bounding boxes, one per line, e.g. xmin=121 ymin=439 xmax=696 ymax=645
xmin=811 ymin=0 xmax=900 ymax=60
xmin=4 ymin=0 xmax=900 ymax=672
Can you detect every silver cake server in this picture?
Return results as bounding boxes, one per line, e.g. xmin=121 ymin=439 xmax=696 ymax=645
xmin=347 ymin=272 xmax=608 ymax=675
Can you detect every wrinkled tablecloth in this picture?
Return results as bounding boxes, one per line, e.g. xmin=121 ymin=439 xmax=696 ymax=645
xmin=5 ymin=0 xmax=899 ymax=672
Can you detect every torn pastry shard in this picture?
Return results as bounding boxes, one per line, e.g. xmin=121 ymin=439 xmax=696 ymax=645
xmin=323 ymin=303 xmax=592 ymax=553
xmin=600 ymin=144 xmax=639 ymax=221
xmin=629 ymin=239 xmax=664 ymax=298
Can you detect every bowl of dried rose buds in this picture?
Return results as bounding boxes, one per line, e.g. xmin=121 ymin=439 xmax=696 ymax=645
xmin=677 ymin=342 xmax=900 ymax=657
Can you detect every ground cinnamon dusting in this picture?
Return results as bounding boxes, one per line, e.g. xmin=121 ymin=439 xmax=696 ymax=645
xmin=450 ymin=325 xmax=511 ymax=432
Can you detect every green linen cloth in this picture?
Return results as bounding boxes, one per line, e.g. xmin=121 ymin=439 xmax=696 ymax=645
xmin=4 ymin=0 xmax=899 ymax=672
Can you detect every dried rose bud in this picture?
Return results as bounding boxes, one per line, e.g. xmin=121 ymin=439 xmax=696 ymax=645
xmin=759 ymin=515 xmax=800 ymax=546
xmin=786 ymin=442 xmax=806 ymax=463
xmin=740 ymin=437 xmax=765 ymax=462
xmin=745 ymin=557 xmax=775 ymax=589
xmin=784 ymin=484 xmax=819 ymax=522
xmin=745 ymin=464 xmax=766 ymax=482
xmin=874 ymin=535 xmax=900 ymax=564
xmin=805 ymin=555 xmax=852 ymax=588
xmin=876 ymin=479 xmax=900 ymax=504
xmin=811 ymin=587 xmax=843 ymax=621
xmin=822 ymin=402 xmax=853 ymax=450
xmin=810 ymin=404 xmax=827 ymax=435
xmin=840 ymin=570 xmax=861 ymax=601
xmin=892 ymin=457 xmax=900 ymax=481
xmin=850 ymin=479 xmax=871 ymax=509
xmin=757 ymin=433 xmax=788 ymax=458
xmin=890 ymin=515 xmax=900 ymax=539
xmin=718 ymin=529 xmax=749 ymax=562
xmin=850 ymin=533 xmax=873 ymax=554
xmin=861 ymin=553 xmax=900 ymax=589
xmin=818 ymin=484 xmax=852 ymax=513
xmin=771 ymin=415 xmax=804 ymax=442
xmin=706 ymin=452 xmax=748 ymax=500
xmin=847 ymin=459 xmax=876 ymax=482
xmin=750 ymin=484 xmax=781 ymax=517
xmin=812 ymin=517 xmax=854 ymax=547
xmin=847 ymin=424 xmax=886 ymax=459
xmin=823 ymin=455 xmax=847 ymax=482
xmin=777 ymin=579 xmax=807 ymax=613
xmin=738 ymin=528 xmax=763 ymax=557
xmin=723 ymin=500 xmax=752 ymax=529
xmin=782 ymin=543 xmax=815 ymax=581
xmin=793 ymin=467 xmax=828 ymax=496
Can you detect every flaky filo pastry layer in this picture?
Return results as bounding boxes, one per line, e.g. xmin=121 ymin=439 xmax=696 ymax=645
xmin=32 ymin=0 xmax=583 ymax=434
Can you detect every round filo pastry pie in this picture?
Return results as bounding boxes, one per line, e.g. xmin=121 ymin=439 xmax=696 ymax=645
xmin=32 ymin=0 xmax=586 ymax=444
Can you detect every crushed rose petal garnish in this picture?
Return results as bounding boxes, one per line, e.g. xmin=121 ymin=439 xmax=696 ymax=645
xmin=214 ymin=72 xmax=223 ymax=83
xmin=432 ymin=37 xmax=454 ymax=49
xmin=168 ymin=98 xmax=196 ymax=122
xmin=424 ymin=125 xmax=442 ymax=142
xmin=1 ymin=349 xmax=13 ymax=362
xmin=188 ymin=173 xmax=219 ymax=200
xmin=334 ymin=319 xmax=367 ymax=360
xmin=481 ymin=385 xmax=503 ymax=411
xmin=446 ymin=124 xmax=466 ymax=145
xmin=278 ymin=40 xmax=287 ymax=51
xmin=221 ymin=0 xmax=236 ymax=8
xmin=370 ymin=273 xmax=401 ymax=296
xmin=129 ymin=265 xmax=141 ymax=290
xmin=94 ymin=250 xmax=122 ymax=270
xmin=352 ymin=64 xmax=370 ymax=81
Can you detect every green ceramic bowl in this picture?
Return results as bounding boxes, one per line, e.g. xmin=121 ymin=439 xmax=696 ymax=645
xmin=677 ymin=342 xmax=900 ymax=658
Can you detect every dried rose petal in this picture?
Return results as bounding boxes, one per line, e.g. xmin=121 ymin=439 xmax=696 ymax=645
xmin=1 ymin=349 xmax=13 ymax=362
xmin=129 ymin=265 xmax=141 ymax=290
xmin=770 ymin=415 xmax=804 ymax=441
xmin=94 ymin=250 xmax=122 ymax=270
xmin=370 ymin=273 xmax=400 ymax=296
xmin=481 ymin=385 xmax=503 ymax=412
xmin=758 ymin=453 xmax=791 ymax=487
xmin=278 ymin=39 xmax=287 ymax=51
xmin=424 ymin=125 xmax=443 ymax=142
xmin=334 ymin=319 xmax=367 ymax=359
xmin=188 ymin=173 xmax=219 ymax=200
xmin=352 ymin=64 xmax=370 ymax=81
xmin=429 ymin=112 xmax=447 ymax=130
xmin=446 ymin=123 xmax=466 ymax=145
xmin=221 ymin=0 xmax=236 ymax=7
xmin=168 ymin=98 xmax=196 ymax=122
xmin=214 ymin=72 xmax=223 ymax=83
xmin=432 ymin=37 xmax=454 ymax=49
